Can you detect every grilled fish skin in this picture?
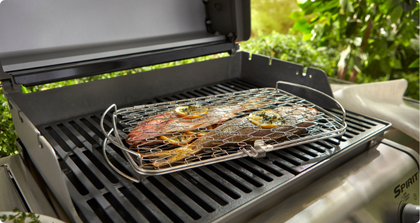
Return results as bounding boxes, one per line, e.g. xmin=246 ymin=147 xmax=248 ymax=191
xmin=149 ymin=106 xmax=319 ymax=167
xmin=126 ymin=94 xmax=270 ymax=147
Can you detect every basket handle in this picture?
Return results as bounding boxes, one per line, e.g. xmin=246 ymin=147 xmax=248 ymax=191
xmin=100 ymin=104 xmax=141 ymax=183
xmin=276 ymin=81 xmax=346 ymax=126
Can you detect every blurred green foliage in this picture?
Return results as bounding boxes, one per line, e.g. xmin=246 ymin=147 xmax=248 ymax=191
xmin=25 ymin=54 xmax=229 ymax=93
xmin=240 ymin=32 xmax=340 ymax=77
xmin=289 ymin=0 xmax=419 ymax=84
xmin=0 ymin=88 xmax=19 ymax=157
xmin=251 ymin=0 xmax=300 ymax=35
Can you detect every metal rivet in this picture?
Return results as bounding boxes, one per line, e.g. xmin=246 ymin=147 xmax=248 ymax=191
xmin=18 ymin=111 xmax=23 ymax=123
xmin=37 ymin=132 xmax=43 ymax=149
xmin=213 ymin=3 xmax=221 ymax=11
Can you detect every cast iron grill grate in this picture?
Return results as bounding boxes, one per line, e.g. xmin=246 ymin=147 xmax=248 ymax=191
xmin=39 ymin=79 xmax=387 ymax=223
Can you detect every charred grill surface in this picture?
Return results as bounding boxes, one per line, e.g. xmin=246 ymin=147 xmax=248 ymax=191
xmin=39 ymin=79 xmax=388 ymax=223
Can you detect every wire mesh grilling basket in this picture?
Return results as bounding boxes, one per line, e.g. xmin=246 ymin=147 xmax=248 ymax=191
xmin=101 ymin=81 xmax=346 ymax=181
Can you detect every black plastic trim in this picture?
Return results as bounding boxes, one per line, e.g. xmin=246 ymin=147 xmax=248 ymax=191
xmin=10 ymin=42 xmax=234 ymax=86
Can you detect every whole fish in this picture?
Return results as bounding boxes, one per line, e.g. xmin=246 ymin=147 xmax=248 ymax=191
xmin=126 ymin=94 xmax=271 ymax=147
xmin=145 ymin=106 xmax=319 ymax=167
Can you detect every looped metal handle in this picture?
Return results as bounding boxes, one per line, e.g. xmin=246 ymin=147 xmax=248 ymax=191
xmin=103 ymin=131 xmax=140 ymax=183
xmin=100 ymin=104 xmax=141 ymax=182
xmin=276 ymin=81 xmax=346 ymax=126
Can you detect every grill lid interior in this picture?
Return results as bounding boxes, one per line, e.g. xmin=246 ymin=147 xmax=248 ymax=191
xmin=0 ymin=0 xmax=250 ymax=85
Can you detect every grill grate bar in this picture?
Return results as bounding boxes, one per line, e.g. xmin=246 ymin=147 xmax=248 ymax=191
xmin=177 ymin=171 xmax=229 ymax=206
xmin=218 ymin=162 xmax=264 ymax=188
xmin=330 ymin=109 xmax=379 ymax=127
xmin=206 ymin=165 xmax=253 ymax=193
xmin=283 ymin=148 xmax=311 ymax=162
xmin=243 ymin=157 xmax=285 ymax=177
xmin=80 ymin=116 xmax=137 ymax=176
xmin=70 ymin=151 xmax=105 ymax=190
xmin=214 ymin=84 xmax=238 ymax=93
xmin=271 ymin=151 xmax=302 ymax=166
xmin=232 ymin=159 xmax=274 ymax=182
xmin=163 ymin=174 xmax=216 ymax=213
xmin=271 ymin=160 xmax=301 ymax=176
xmin=103 ymin=192 xmax=138 ymax=223
xmin=149 ymin=176 xmax=207 ymax=219
xmin=118 ymin=187 xmax=161 ymax=223
xmin=229 ymin=80 xmax=260 ymax=90
xmin=136 ymin=180 xmax=190 ymax=223
xmin=121 ymin=183 xmax=173 ymax=223
xmin=86 ymin=197 xmax=125 ymax=223
xmin=295 ymin=145 xmax=320 ymax=157
xmin=192 ymin=167 xmax=242 ymax=199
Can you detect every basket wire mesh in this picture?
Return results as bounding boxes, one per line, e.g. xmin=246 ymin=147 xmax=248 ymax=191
xmin=101 ymin=81 xmax=346 ymax=180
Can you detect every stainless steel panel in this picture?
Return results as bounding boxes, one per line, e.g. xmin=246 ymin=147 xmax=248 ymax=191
xmin=0 ymin=155 xmax=57 ymax=217
xmin=248 ymin=139 xmax=419 ymax=223
xmin=0 ymin=0 xmax=222 ymax=71
xmin=0 ymin=165 xmax=26 ymax=211
xmin=8 ymin=100 xmax=82 ymax=223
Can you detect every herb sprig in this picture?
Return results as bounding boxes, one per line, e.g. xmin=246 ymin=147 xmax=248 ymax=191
xmin=0 ymin=208 xmax=41 ymax=223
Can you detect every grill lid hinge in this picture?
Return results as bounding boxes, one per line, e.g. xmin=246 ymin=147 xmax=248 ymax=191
xmin=203 ymin=0 xmax=250 ymax=42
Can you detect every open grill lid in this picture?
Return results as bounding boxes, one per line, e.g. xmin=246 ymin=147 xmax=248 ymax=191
xmin=0 ymin=0 xmax=250 ymax=86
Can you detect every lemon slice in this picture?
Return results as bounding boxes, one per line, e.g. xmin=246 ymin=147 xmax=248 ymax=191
xmin=248 ymin=110 xmax=283 ymax=128
xmin=160 ymin=134 xmax=194 ymax=145
xmin=186 ymin=125 xmax=214 ymax=137
xmin=175 ymin=105 xmax=209 ymax=119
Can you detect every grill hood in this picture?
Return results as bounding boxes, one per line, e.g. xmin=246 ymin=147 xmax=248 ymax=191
xmin=0 ymin=0 xmax=250 ymax=86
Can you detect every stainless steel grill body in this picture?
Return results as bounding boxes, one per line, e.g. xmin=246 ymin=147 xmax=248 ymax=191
xmin=1 ymin=2 xmax=417 ymax=222
xmin=3 ymin=52 xmax=397 ymax=222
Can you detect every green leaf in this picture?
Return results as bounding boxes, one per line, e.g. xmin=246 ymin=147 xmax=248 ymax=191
xmin=310 ymin=15 xmax=320 ymax=23
xmin=21 ymin=86 xmax=29 ymax=94
xmin=313 ymin=0 xmax=340 ymax=13
xmin=390 ymin=57 xmax=403 ymax=69
xmin=289 ymin=11 xmax=305 ymax=21
xmin=390 ymin=5 xmax=403 ymax=23
xmin=292 ymin=19 xmax=313 ymax=33
xmin=298 ymin=0 xmax=321 ymax=13
xmin=303 ymin=33 xmax=313 ymax=41
xmin=374 ymin=39 xmax=388 ymax=54
xmin=380 ymin=59 xmax=392 ymax=73
xmin=345 ymin=21 xmax=358 ymax=37
xmin=340 ymin=0 xmax=354 ymax=12
xmin=385 ymin=0 xmax=400 ymax=10
xmin=408 ymin=58 xmax=419 ymax=68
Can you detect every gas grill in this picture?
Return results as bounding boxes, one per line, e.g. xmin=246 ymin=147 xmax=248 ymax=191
xmin=0 ymin=1 xmax=418 ymax=223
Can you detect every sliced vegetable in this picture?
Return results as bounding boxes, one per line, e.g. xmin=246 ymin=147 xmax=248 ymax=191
xmin=160 ymin=134 xmax=194 ymax=145
xmin=248 ymin=110 xmax=283 ymax=128
xmin=175 ymin=105 xmax=209 ymax=119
